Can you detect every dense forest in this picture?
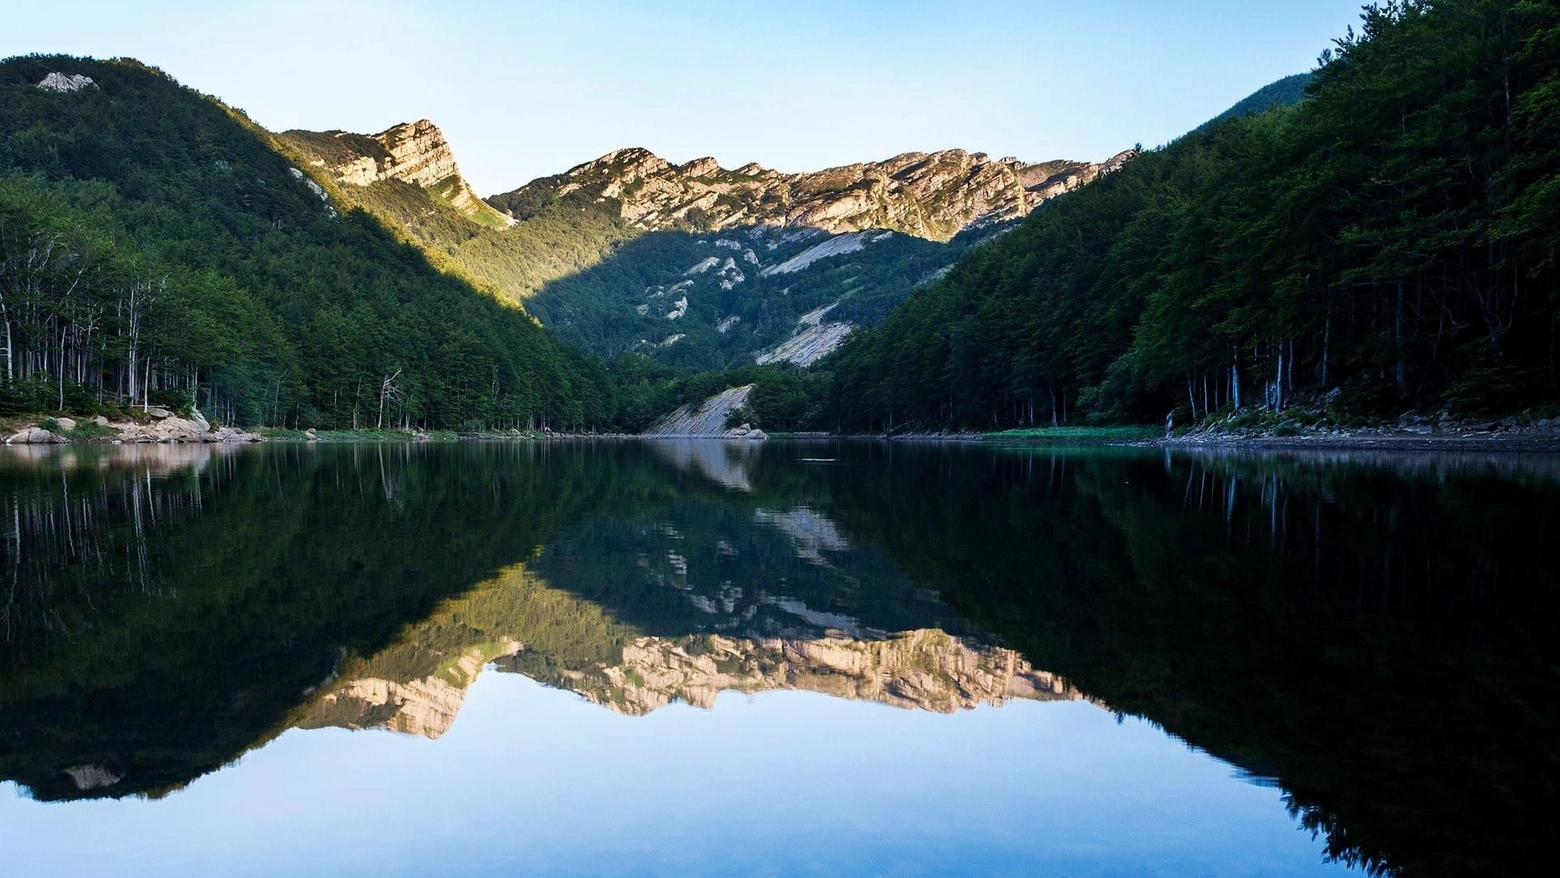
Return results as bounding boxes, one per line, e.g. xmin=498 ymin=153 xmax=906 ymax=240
xmin=818 ymin=0 xmax=1560 ymax=431
xmin=0 ymin=56 xmax=617 ymax=430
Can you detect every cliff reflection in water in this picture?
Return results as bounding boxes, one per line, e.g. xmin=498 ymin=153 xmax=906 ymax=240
xmin=3 ymin=440 xmax=1559 ymax=876
xmin=299 ymin=564 xmax=1078 ymax=740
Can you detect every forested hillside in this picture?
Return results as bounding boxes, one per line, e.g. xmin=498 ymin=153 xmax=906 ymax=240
xmin=0 ymin=56 xmax=615 ymax=430
xmin=279 ymin=130 xmax=1132 ymax=376
xmin=1198 ymin=72 xmax=1314 ymax=130
xmin=823 ymin=0 xmax=1560 ymax=431
xmin=525 ymin=224 xmax=997 ymax=372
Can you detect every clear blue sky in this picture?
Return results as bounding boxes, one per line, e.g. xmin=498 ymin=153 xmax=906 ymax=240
xmin=3 ymin=0 xmax=1366 ymax=194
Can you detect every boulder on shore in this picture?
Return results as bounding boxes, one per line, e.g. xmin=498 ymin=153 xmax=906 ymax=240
xmin=55 ymin=417 xmax=78 ymax=432
xmin=116 ymin=419 xmax=264 ymax=444
xmin=6 ymin=427 xmax=64 ymax=445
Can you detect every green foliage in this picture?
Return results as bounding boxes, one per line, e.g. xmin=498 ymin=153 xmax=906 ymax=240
xmin=522 ymin=227 xmax=989 ymax=374
xmin=0 ymin=55 xmax=614 ymax=430
xmin=824 ymin=0 xmax=1560 ymax=431
xmin=1197 ymin=72 xmax=1314 ymax=131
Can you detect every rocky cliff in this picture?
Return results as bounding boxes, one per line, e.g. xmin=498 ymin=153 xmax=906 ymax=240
xmin=493 ymin=147 xmax=1136 ymax=242
xmin=643 ymin=384 xmax=765 ymax=438
xmin=282 ymin=120 xmax=514 ymax=228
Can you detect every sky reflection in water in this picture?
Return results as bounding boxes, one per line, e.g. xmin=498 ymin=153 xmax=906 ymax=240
xmin=3 ymin=439 xmax=1556 ymax=876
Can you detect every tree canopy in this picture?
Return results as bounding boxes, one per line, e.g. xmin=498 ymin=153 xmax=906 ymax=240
xmin=820 ymin=0 xmax=1560 ymax=431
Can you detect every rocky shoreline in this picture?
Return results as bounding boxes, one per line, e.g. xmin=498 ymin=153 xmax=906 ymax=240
xmin=6 ymin=408 xmax=264 ymax=446
xmin=11 ymin=411 xmax=1560 ymax=453
xmin=1138 ymin=413 xmax=1560 ymax=453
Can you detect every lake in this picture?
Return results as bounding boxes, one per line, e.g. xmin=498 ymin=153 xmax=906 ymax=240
xmin=2 ymin=440 xmax=1556 ymax=877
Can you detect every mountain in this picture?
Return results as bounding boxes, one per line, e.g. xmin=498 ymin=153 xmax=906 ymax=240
xmin=281 ymin=126 xmax=1132 ymax=373
xmin=511 ymin=148 xmax=1135 ymax=371
xmin=491 ymin=147 xmax=1130 ymax=241
xmin=0 ymin=55 xmax=614 ymax=430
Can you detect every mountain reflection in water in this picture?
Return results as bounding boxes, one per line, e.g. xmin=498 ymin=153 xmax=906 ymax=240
xmin=2 ymin=439 xmax=1558 ymax=877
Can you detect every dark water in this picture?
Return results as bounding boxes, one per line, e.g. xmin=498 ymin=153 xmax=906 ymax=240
xmin=1 ymin=440 xmax=1557 ymax=877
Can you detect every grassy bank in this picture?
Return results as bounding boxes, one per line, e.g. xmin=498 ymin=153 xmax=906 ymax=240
xmin=984 ymin=426 xmax=1161 ymax=443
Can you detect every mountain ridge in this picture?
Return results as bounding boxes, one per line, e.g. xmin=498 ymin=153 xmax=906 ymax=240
xmin=279 ymin=120 xmax=1134 ymax=375
xmin=491 ymin=144 xmax=1136 ymax=242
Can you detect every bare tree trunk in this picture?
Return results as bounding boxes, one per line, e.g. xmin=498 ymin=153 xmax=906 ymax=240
xmin=1231 ymin=346 xmax=1242 ymax=410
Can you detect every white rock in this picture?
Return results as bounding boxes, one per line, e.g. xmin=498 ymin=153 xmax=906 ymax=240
xmin=37 ymin=73 xmax=96 ymax=93
xmin=7 ymin=427 xmax=63 ymax=445
xmin=683 ymin=257 xmax=721 ymax=276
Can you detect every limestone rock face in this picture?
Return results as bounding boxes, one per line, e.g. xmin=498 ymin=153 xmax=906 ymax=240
xmin=502 ymin=147 xmax=1138 ymax=242
xmin=282 ymin=120 xmax=514 ymax=228
xmin=370 ymin=120 xmax=462 ymax=189
xmin=36 ymin=73 xmax=96 ymax=93
xmin=644 ymin=384 xmax=756 ymax=437
xmin=756 ymin=320 xmax=856 ymax=368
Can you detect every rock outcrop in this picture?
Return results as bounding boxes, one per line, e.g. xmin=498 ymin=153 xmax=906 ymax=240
xmin=4 ymin=409 xmax=263 ymax=446
xmin=643 ymin=384 xmax=758 ymax=437
xmin=36 ymin=72 xmax=96 ymax=93
xmin=756 ymin=320 xmax=856 ymax=367
xmin=499 ymin=146 xmax=1138 ymax=242
xmin=281 ymin=120 xmax=514 ymax=228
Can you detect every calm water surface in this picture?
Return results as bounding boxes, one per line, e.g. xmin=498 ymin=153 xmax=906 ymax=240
xmin=1 ymin=440 xmax=1556 ymax=877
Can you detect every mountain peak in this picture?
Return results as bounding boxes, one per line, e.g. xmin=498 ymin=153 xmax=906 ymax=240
xmin=282 ymin=120 xmax=514 ymax=228
xmin=680 ymin=156 xmax=722 ymax=178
